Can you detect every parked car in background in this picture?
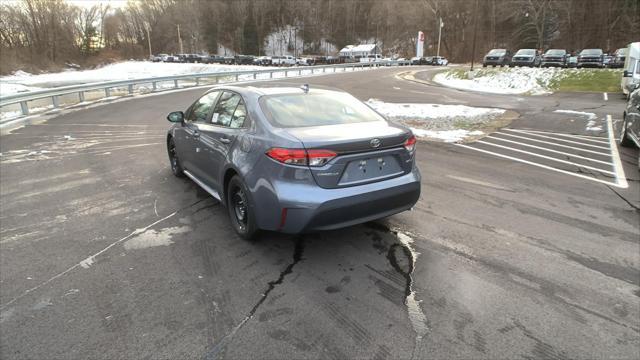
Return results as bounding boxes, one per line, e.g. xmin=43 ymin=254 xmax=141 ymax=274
xmin=253 ymin=56 xmax=272 ymax=66
xmin=611 ymin=47 xmax=628 ymax=68
xmin=165 ymin=55 xmax=179 ymax=63
xmin=272 ymin=55 xmax=296 ymax=66
xmin=483 ymin=49 xmax=512 ymax=67
xmin=433 ymin=56 xmax=449 ymax=66
xmin=152 ymin=54 xmax=166 ymax=62
xmin=603 ymin=54 xmax=614 ymax=68
xmin=510 ymin=49 xmax=541 ymax=67
xmin=577 ymin=49 xmax=604 ymax=68
xmin=410 ymin=56 xmax=422 ymax=65
xmin=203 ymin=55 xmax=225 ymax=64
xmin=360 ymin=54 xmax=383 ymax=63
xmin=541 ymin=49 xmax=568 ymax=67
xmin=234 ymin=55 xmax=255 ymax=65
xmin=567 ymin=55 xmax=578 ymax=68
xmin=165 ymin=85 xmax=421 ymax=239
xmin=622 ymin=42 xmax=640 ymax=97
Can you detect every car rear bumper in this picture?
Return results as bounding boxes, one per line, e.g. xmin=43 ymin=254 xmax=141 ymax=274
xmin=255 ymin=168 xmax=421 ymax=233
xmin=483 ymin=59 xmax=504 ymax=65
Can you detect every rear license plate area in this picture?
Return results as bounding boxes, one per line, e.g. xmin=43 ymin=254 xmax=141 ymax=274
xmin=338 ymin=155 xmax=404 ymax=186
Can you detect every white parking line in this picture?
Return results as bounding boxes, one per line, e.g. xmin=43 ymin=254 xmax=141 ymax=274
xmin=606 ymin=114 xmax=628 ymax=188
xmin=476 ymin=140 xmax=615 ymax=175
xmin=485 ymin=136 xmax=613 ymax=165
xmin=603 ymin=92 xmax=608 ymax=101
xmin=513 ymin=129 xmax=610 ymax=144
xmin=495 ymin=132 xmax=611 ymax=156
xmin=456 ymin=144 xmax=625 ymax=187
xmin=503 ymin=129 xmax=610 ymax=150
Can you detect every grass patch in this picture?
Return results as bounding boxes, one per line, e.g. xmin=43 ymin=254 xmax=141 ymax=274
xmin=548 ymin=69 xmax=622 ymax=93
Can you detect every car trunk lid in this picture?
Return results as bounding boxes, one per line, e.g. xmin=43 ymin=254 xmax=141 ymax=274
xmin=283 ymin=121 xmax=414 ymax=189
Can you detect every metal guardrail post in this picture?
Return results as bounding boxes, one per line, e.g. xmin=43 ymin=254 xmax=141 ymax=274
xmin=52 ymin=95 xmax=60 ymax=108
xmin=195 ymin=78 xmax=200 ymax=85
xmin=174 ymin=79 xmax=179 ymax=88
xmin=128 ymin=84 xmax=133 ymax=94
xmin=79 ymin=91 xmax=85 ymax=102
xmin=298 ymin=69 xmax=301 ymax=75
xmin=235 ymin=74 xmax=239 ymax=81
xmin=105 ymin=88 xmax=110 ymax=97
xmin=253 ymin=73 xmax=257 ymax=79
xmin=20 ymin=101 xmax=29 ymax=115
xmin=215 ymin=76 xmax=219 ymax=84
xmin=269 ymin=72 xmax=273 ymax=79
xmin=152 ymin=82 xmax=157 ymax=91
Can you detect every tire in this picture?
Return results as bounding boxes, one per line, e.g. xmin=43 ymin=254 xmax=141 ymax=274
xmin=167 ymin=137 xmax=185 ymax=177
xmin=482 ymin=64 xmax=487 ymax=68
xmin=619 ymin=116 xmax=634 ymax=147
xmin=227 ymin=175 xmax=258 ymax=240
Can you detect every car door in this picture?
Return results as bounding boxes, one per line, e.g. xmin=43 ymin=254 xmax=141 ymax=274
xmin=176 ymin=91 xmax=220 ymax=179
xmin=195 ymin=91 xmax=248 ymax=191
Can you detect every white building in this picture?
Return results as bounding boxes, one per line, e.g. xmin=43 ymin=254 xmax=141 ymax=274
xmin=339 ymin=44 xmax=381 ymax=59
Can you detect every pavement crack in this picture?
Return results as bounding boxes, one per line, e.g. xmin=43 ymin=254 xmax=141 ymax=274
xmin=605 ymin=185 xmax=640 ymax=211
xmin=370 ymin=223 xmax=428 ymax=359
xmin=203 ymin=237 xmax=305 ymax=359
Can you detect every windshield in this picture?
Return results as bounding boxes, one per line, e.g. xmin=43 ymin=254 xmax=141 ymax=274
xmin=580 ymin=49 xmax=603 ymax=55
xmin=260 ymin=92 xmax=384 ymax=128
xmin=487 ymin=49 xmax=506 ymax=55
xmin=545 ymin=49 xmax=566 ymax=56
xmin=516 ymin=49 xmax=536 ymax=56
xmin=615 ymin=48 xmax=627 ymax=56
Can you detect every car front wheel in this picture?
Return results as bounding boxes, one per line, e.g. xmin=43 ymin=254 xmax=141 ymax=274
xmin=619 ymin=116 xmax=634 ymax=147
xmin=227 ymin=175 xmax=258 ymax=240
xmin=167 ymin=137 xmax=184 ymax=177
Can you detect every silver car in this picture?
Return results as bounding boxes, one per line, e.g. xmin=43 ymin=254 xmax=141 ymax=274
xmin=166 ymin=85 xmax=421 ymax=239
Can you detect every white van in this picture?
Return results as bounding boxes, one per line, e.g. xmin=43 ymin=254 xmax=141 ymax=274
xmin=621 ymin=42 xmax=640 ymax=97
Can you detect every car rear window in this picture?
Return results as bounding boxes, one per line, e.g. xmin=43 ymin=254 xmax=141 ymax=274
xmin=260 ymin=92 xmax=384 ymax=128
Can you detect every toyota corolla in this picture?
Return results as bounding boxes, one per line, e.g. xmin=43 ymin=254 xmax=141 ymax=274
xmin=165 ymin=85 xmax=421 ymax=239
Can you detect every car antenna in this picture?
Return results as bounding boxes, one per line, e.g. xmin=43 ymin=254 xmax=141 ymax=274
xmin=300 ymin=84 xmax=309 ymax=94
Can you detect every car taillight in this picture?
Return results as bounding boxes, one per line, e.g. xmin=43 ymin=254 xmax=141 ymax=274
xmin=404 ymin=135 xmax=416 ymax=152
xmin=266 ymin=148 xmax=337 ymax=167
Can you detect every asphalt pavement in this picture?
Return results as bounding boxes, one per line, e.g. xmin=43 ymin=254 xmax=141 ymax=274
xmin=1 ymin=66 xmax=639 ymax=359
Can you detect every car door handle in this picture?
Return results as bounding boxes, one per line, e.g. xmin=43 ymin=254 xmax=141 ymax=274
xmin=220 ymin=137 xmax=231 ymax=144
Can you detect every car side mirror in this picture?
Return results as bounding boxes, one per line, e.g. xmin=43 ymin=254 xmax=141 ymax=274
xmin=167 ymin=111 xmax=184 ymax=123
xmin=623 ymin=70 xmax=632 ymax=78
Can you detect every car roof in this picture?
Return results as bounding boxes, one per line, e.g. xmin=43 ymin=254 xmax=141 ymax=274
xmin=204 ymin=85 xmax=345 ymax=98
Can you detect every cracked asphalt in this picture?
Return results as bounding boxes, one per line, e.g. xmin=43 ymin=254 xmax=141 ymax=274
xmin=1 ymin=66 xmax=639 ymax=359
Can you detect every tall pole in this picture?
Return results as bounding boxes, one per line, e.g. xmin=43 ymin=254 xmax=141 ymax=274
xmin=470 ymin=0 xmax=479 ymax=71
xmin=294 ymin=27 xmax=297 ymax=58
xmin=177 ymin=24 xmax=183 ymax=54
xmin=436 ymin=17 xmax=443 ymax=58
xmin=146 ymin=26 xmax=152 ymax=58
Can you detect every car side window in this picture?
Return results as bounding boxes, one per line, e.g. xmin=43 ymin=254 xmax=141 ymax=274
xmin=186 ymin=91 xmax=219 ymax=123
xmin=212 ymin=91 xmax=241 ymax=127
xmin=230 ymin=101 xmax=247 ymax=129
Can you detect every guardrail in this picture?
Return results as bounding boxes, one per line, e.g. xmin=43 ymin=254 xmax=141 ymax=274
xmin=0 ymin=60 xmax=410 ymax=123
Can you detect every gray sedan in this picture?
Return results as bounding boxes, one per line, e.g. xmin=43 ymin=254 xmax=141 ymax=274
xmin=166 ymin=85 xmax=421 ymax=239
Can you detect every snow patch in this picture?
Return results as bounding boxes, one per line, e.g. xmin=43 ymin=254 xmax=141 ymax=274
xmin=123 ymin=226 xmax=191 ymax=250
xmin=434 ymin=67 xmax=561 ymax=95
xmin=0 ymin=61 xmax=275 ymax=96
xmin=366 ymin=99 xmax=505 ymax=142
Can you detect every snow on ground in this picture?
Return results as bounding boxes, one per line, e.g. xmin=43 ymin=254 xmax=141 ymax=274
xmin=433 ymin=67 xmax=562 ymax=95
xmin=553 ymin=109 xmax=602 ymax=132
xmin=367 ymin=99 xmax=505 ymax=142
xmin=0 ymin=61 xmax=274 ymax=96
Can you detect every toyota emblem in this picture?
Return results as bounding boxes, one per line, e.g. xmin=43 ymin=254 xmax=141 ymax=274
xmin=370 ymin=138 xmax=381 ymax=148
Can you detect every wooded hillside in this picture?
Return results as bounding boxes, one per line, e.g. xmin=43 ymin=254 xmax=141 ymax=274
xmin=1 ymin=0 xmax=638 ymax=74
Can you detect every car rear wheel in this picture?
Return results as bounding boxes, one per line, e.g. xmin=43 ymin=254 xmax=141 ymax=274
xmin=167 ymin=137 xmax=184 ymax=177
xmin=227 ymin=175 xmax=258 ymax=240
xmin=619 ymin=116 xmax=634 ymax=147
